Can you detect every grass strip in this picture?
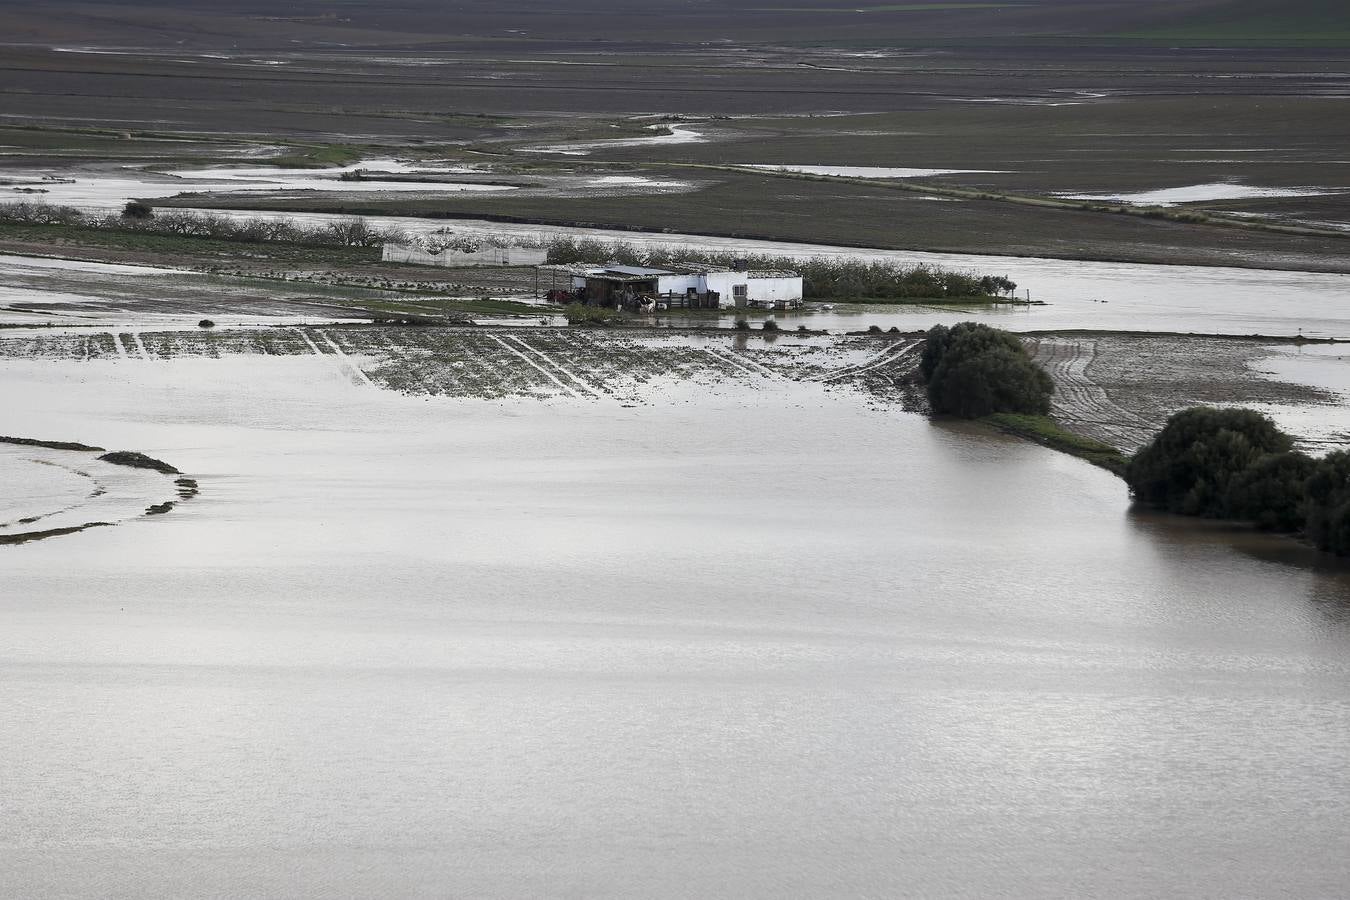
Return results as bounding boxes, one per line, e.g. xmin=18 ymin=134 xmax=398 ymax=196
xmin=983 ymin=413 xmax=1127 ymax=475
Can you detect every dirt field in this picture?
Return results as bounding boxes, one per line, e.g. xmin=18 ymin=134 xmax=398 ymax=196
xmin=1027 ymin=333 xmax=1343 ymax=451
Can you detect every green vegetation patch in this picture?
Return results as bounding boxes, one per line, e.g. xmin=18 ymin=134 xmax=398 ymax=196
xmin=920 ymin=322 xmax=1052 ymax=418
xmin=262 ymin=143 xmax=365 ymax=169
xmin=1110 ymin=0 xmax=1350 ymax=43
xmin=1126 ymin=406 xmax=1350 ymax=557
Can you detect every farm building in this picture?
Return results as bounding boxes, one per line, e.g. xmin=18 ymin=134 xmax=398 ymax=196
xmin=560 ymin=263 xmax=802 ymax=310
xmin=383 ymin=242 xmax=547 ymax=268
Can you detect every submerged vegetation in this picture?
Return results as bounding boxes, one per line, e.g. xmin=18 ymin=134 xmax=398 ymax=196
xmin=563 ymin=303 xmax=626 ymax=326
xmin=98 ymin=450 xmax=181 ymax=475
xmin=920 ymin=322 xmax=1053 ymax=418
xmin=1127 ymin=407 xmax=1350 ymax=556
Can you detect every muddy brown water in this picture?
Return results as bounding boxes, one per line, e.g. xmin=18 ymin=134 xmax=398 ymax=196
xmin=2 ymin=356 xmax=1348 ymax=898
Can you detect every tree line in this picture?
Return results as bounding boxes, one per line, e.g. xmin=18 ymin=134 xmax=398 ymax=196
xmin=0 ymin=201 xmax=410 ymax=248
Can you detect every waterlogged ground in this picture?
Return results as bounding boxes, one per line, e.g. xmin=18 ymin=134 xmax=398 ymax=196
xmin=0 ymin=325 xmax=1340 ymax=452
xmin=0 ymin=325 xmax=923 ymax=406
xmin=0 ymin=254 xmax=391 ymax=325
xmin=2 ymin=347 xmax=1349 ymax=898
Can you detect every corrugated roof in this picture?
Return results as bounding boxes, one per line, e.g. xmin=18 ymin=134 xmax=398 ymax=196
xmin=602 ymin=264 xmax=677 ymax=277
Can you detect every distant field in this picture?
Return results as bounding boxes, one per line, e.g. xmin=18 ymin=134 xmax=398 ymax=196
xmin=1 ymin=0 xmax=1344 ymax=48
xmin=2 ymin=0 xmax=1347 ymax=269
xmin=1112 ymin=0 xmax=1350 ymax=43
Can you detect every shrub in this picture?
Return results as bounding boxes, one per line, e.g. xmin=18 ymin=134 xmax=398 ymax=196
xmin=921 ymin=322 xmax=1052 ymax=418
xmin=762 ymin=319 xmax=779 ymax=332
xmin=563 ymin=303 xmax=622 ymax=325
xmin=1305 ymin=450 xmax=1350 ymax=554
xmin=122 ymin=200 xmax=153 ymax=219
xmin=734 ymin=319 xmax=751 ymax=331
xmin=0 ymin=201 xmax=84 ymax=225
xmin=1224 ymin=450 xmax=1315 ymax=532
xmin=1126 ymin=407 xmax=1294 ymax=518
xmin=198 ymin=319 xmax=216 ymax=329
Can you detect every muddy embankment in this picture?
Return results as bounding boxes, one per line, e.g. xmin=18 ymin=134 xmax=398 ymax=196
xmin=0 ymin=436 xmax=198 ymax=545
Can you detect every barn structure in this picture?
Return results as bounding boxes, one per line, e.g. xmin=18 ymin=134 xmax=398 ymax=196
xmin=556 ymin=263 xmax=802 ymax=310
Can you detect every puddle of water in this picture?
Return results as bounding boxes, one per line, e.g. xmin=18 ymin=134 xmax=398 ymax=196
xmin=588 ymin=175 xmax=690 ymax=188
xmin=745 ymin=164 xmax=1004 ymax=178
xmin=1061 ymin=183 xmax=1332 ymax=206
xmin=528 ymin=123 xmax=706 ymax=156
xmin=5 ymin=159 xmax=513 ymax=210
xmin=1251 ymin=344 xmax=1350 ymax=445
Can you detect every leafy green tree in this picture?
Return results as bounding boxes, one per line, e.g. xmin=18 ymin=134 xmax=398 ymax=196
xmin=1224 ymin=451 xmax=1315 ymax=532
xmin=1126 ymin=407 xmax=1293 ymax=518
xmin=1305 ymin=450 xmax=1350 ymax=554
xmin=921 ymin=322 xmax=1052 ymax=418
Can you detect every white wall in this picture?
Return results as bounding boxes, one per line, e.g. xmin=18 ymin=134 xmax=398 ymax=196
xmin=746 ymin=276 xmax=803 ymax=303
xmin=654 ymin=274 xmax=704 ymax=295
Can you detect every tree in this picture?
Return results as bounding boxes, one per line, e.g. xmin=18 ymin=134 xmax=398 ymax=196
xmin=1305 ymin=450 xmax=1350 ymax=554
xmin=1224 ymin=451 xmax=1315 ymax=532
xmin=1126 ymin=407 xmax=1294 ymax=518
xmin=921 ymin=322 xmax=1052 ymax=418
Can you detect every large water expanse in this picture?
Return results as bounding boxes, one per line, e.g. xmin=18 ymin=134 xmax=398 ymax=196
xmin=3 ymin=358 xmax=1348 ymax=897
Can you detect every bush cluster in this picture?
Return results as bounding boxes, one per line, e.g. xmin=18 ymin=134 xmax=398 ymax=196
xmin=920 ymin=322 xmax=1052 ymax=418
xmin=1126 ymin=407 xmax=1350 ymax=554
xmin=544 ymin=238 xmax=1014 ymax=300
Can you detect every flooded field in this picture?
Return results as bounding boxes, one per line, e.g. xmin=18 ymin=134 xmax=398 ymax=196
xmin=3 ymin=343 xmax=1350 ymax=897
xmin=0 ymin=324 xmax=1340 ymax=449
xmin=376 ymin=220 xmax=1350 ymax=338
xmin=4 ymin=5 xmax=1350 ymax=895
xmin=0 ymin=254 xmax=405 ymax=325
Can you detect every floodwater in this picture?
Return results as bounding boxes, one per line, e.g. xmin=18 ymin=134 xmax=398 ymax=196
xmin=10 ymin=162 xmax=1350 ymax=336
xmin=746 ymin=164 xmax=1004 ymax=178
xmin=528 ymin=123 xmax=707 ymax=155
xmin=191 ymin=214 xmax=1346 ymax=338
xmin=1062 ymin=182 xmax=1333 ymax=206
xmin=3 ymin=355 xmax=1349 ymax=898
xmin=2 ymin=159 xmax=512 ymax=210
xmin=0 ymin=254 xmax=390 ymax=325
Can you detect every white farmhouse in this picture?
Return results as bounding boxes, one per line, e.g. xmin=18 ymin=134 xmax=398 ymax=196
xmin=569 ymin=263 xmax=802 ymax=309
